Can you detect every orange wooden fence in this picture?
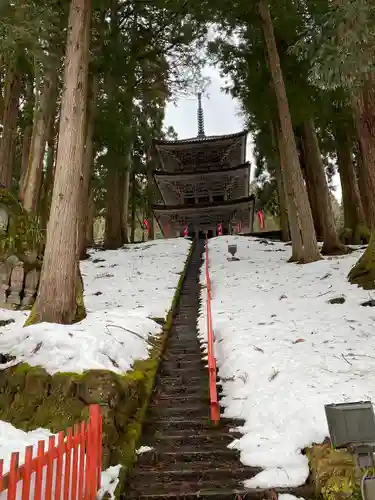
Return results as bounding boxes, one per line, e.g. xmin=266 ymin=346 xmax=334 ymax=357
xmin=205 ymin=237 xmax=220 ymax=425
xmin=0 ymin=404 xmax=102 ymax=500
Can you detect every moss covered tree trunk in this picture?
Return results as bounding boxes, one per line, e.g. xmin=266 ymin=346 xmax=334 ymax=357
xmin=22 ymin=68 xmax=58 ymax=214
xmin=348 ymin=80 xmax=375 ymax=288
xmin=302 ymin=118 xmax=345 ymax=254
xmin=0 ymin=63 xmax=22 ymax=189
xmin=30 ymin=0 xmax=91 ymax=325
xmin=335 ymin=126 xmax=366 ymax=244
xmin=259 ymin=0 xmax=320 ymax=263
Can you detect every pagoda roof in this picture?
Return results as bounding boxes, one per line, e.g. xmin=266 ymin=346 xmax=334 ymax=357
xmin=153 ymin=162 xmax=250 ymax=205
xmin=153 ymin=130 xmax=248 ymax=147
xmin=153 ymin=161 xmax=250 ymax=180
xmin=152 ymin=195 xmax=255 ymax=233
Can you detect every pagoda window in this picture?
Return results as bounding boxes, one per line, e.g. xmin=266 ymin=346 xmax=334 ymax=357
xmin=198 ymin=195 xmax=210 ymax=204
xmin=184 ymin=197 xmax=195 ymax=205
xmin=213 ymin=194 xmax=224 ymax=203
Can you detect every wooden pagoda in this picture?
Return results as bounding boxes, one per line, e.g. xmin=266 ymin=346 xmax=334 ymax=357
xmin=152 ymin=95 xmax=255 ymax=238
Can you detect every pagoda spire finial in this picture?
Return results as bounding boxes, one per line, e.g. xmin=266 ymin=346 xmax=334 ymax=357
xmin=197 ymin=92 xmax=205 ymax=138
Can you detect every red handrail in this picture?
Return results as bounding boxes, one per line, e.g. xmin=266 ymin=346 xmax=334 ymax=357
xmin=0 ymin=404 xmax=102 ymax=499
xmin=205 ymin=237 xmax=220 ymax=425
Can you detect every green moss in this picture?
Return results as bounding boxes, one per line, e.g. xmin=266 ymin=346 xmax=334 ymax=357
xmin=307 ymin=443 xmax=368 ymax=500
xmin=340 ymin=225 xmax=370 ymax=246
xmin=348 ymin=232 xmax=375 ymax=289
xmin=0 ymin=189 xmax=44 ymax=263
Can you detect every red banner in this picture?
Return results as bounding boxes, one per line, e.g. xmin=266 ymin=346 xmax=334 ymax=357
xmin=183 ymin=226 xmax=188 ymax=237
xmin=217 ymin=223 xmax=223 ymax=236
xmin=257 ymin=210 xmax=265 ymax=230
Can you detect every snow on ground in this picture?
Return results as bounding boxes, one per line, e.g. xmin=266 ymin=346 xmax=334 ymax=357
xmin=0 ymin=238 xmax=190 ymax=489
xmin=198 ymin=236 xmax=375 ymax=489
xmin=0 ymin=238 xmax=191 ymax=374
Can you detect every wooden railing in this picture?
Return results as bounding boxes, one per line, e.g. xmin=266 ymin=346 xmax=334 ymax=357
xmin=0 ymin=404 xmax=102 ymax=499
xmin=205 ymin=238 xmax=220 ymax=425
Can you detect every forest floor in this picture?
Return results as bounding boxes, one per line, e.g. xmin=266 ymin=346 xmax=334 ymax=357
xmin=0 ymin=238 xmax=191 ymax=496
xmin=198 ymin=235 xmax=374 ymax=491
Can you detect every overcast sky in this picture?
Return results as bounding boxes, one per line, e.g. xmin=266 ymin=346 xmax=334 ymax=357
xmin=164 ymin=66 xmax=342 ymax=201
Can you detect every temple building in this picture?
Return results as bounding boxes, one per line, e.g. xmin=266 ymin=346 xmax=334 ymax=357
xmin=152 ymin=95 xmax=255 ymax=238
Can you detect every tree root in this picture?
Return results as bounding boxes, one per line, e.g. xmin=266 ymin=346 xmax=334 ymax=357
xmin=348 ymin=233 xmax=375 ymax=290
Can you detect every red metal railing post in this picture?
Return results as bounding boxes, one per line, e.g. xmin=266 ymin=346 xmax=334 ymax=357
xmin=0 ymin=404 xmax=102 ymax=500
xmin=205 ymin=237 xmax=220 ymax=425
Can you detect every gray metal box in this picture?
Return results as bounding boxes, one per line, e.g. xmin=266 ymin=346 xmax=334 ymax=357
xmin=364 ymin=476 xmax=375 ymax=499
xmin=325 ymin=401 xmax=375 ymax=448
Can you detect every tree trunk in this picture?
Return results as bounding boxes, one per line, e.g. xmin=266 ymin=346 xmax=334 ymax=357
xmin=130 ymin=171 xmax=136 ymax=243
xmin=275 ymin=161 xmax=290 ymax=241
xmin=259 ymin=0 xmax=320 ymax=263
xmin=0 ymin=64 xmax=22 ymax=189
xmin=269 ymin=121 xmax=289 ymax=241
xmin=31 ymin=0 xmax=91 ymax=325
xmin=348 ymin=81 xmax=375 ymax=288
xmin=85 ymin=186 xmax=95 ymax=247
xmin=122 ymin=166 xmax=130 ymax=244
xmin=355 ymin=140 xmax=372 ymax=227
xmin=302 ymin=118 xmax=345 ymax=254
xmin=147 ymin=151 xmax=155 ymax=240
xmin=104 ymin=164 xmax=124 ymax=249
xmin=22 ymin=68 xmax=58 ymax=213
xmin=298 ymin=136 xmax=324 ymax=241
xmin=335 ymin=126 xmax=366 ymax=244
xmin=39 ymin=101 xmax=57 ymax=230
xmin=275 ymin=124 xmax=303 ymax=261
xmin=19 ymin=125 xmax=32 ymax=200
xmin=78 ymin=75 xmax=98 ymax=259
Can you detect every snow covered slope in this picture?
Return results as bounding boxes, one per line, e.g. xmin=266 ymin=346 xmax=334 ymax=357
xmin=198 ymin=236 xmax=374 ymax=489
xmin=0 ymin=238 xmax=191 ymax=375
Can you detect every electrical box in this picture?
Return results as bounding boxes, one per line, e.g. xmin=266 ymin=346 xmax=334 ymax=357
xmin=364 ymin=476 xmax=375 ymax=500
xmin=325 ymin=401 xmax=375 ymax=448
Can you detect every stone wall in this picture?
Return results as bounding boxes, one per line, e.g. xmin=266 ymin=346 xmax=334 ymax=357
xmin=0 ymin=190 xmax=44 ymax=310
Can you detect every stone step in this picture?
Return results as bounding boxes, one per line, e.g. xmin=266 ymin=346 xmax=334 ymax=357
xmin=149 ymin=404 xmax=209 ymax=419
xmin=125 ymin=485 xmax=316 ymax=500
xmin=141 ymin=430 xmax=238 ymax=449
xmin=144 ymin=417 xmax=211 ymax=432
xmin=156 ymin=375 xmax=205 ymax=385
xmin=130 ymin=465 xmax=257 ymax=485
xmin=135 ymin=448 xmax=240 ymax=467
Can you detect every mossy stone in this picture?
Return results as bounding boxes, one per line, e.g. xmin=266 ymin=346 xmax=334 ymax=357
xmin=307 ymin=443 xmax=364 ymax=499
xmin=0 ymin=189 xmax=44 ymax=263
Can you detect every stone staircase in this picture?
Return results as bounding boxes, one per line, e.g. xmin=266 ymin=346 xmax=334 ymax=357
xmin=124 ymin=240 xmax=315 ymax=499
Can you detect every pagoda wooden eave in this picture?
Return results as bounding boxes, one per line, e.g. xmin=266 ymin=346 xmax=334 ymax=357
xmin=153 ymin=130 xmax=248 ymax=173
xmin=153 ymin=161 xmax=250 ymax=180
xmin=153 ymin=162 xmax=250 ymax=205
xmin=153 ymin=130 xmax=248 ymax=147
xmin=152 ymin=195 xmax=255 ymax=232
